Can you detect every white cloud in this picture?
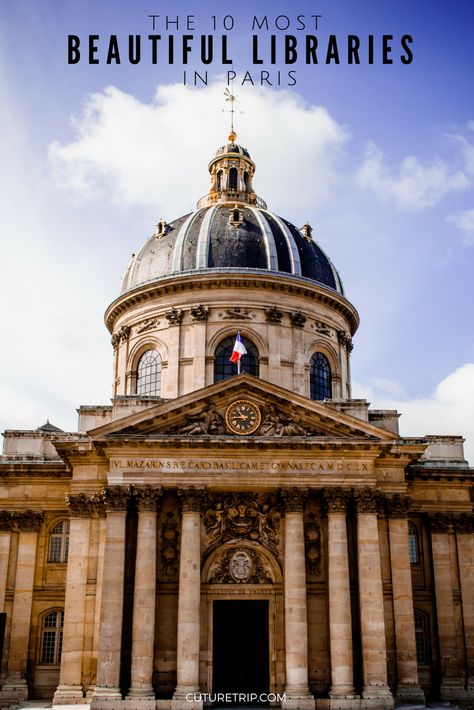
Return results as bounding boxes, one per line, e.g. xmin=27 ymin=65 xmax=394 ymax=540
xmin=48 ymin=83 xmax=349 ymax=217
xmin=356 ymin=141 xmax=468 ymax=210
xmin=447 ymin=208 xmax=474 ymax=245
xmin=354 ymin=364 xmax=474 ymax=464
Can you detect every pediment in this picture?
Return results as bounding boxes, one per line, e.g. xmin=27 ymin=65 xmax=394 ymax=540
xmin=89 ymin=375 xmax=398 ymax=443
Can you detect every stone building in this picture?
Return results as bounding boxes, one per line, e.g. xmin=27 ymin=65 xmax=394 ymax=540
xmin=0 ymin=131 xmax=473 ymax=710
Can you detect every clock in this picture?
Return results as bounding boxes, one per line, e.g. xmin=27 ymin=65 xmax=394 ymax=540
xmin=225 ymin=399 xmax=262 ymax=435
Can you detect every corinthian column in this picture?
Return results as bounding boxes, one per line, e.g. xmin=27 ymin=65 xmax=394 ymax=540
xmin=128 ymin=487 xmax=162 ymax=703
xmin=281 ymin=488 xmax=314 ymax=710
xmin=386 ymin=495 xmax=424 ymax=704
xmin=54 ymin=495 xmax=92 ymax=704
xmin=172 ymin=488 xmax=205 ymax=710
xmin=323 ymin=487 xmax=356 ymax=701
xmin=455 ymin=514 xmax=474 ymax=696
xmin=354 ymin=488 xmax=393 ymax=708
xmin=3 ymin=512 xmax=44 ymax=701
xmin=91 ymin=487 xmax=130 ymax=707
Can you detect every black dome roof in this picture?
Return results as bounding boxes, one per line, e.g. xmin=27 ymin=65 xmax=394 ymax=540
xmin=121 ymin=205 xmax=344 ymax=295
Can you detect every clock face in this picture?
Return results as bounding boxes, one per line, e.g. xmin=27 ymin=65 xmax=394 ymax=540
xmin=225 ymin=399 xmax=262 ymax=435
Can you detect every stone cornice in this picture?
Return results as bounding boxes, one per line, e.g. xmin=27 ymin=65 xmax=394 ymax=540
xmin=104 ymin=270 xmax=360 ymax=335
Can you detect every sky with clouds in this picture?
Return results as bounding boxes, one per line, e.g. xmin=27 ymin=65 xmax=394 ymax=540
xmin=0 ymin=0 xmax=473 ymax=462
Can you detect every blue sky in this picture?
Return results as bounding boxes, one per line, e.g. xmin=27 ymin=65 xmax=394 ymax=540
xmin=1 ymin=0 xmax=473 ymax=460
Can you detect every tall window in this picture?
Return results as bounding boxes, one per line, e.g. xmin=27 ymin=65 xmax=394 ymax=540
xmin=310 ymin=353 xmax=332 ymax=400
xmin=136 ymin=350 xmax=162 ymax=396
xmin=214 ymin=336 xmax=259 ymax=382
xmin=229 ymin=167 xmax=238 ymax=190
xmin=217 ymin=170 xmax=223 ymax=192
xmin=49 ymin=520 xmax=69 ymax=563
xmin=414 ymin=611 xmax=430 ymax=665
xmin=408 ymin=522 xmax=419 ymax=564
xmin=40 ymin=610 xmax=64 ymax=664
xmin=243 ymin=171 xmax=249 ymax=190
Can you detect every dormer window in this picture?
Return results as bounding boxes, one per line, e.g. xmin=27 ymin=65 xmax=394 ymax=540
xmin=155 ymin=218 xmax=168 ymax=238
xmin=229 ymin=206 xmax=244 ymax=225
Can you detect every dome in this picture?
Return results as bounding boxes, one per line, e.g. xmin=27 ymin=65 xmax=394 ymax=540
xmin=121 ymin=205 xmax=344 ymax=295
xmin=121 ymin=134 xmax=344 ymax=296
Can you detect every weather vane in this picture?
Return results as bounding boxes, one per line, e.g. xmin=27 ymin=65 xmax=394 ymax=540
xmin=223 ymin=81 xmax=242 ymax=142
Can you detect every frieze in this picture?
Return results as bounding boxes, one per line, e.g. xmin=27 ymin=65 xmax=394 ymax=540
xmin=207 ymin=547 xmax=274 ymax=584
xmin=203 ymin=492 xmax=281 ymax=556
xmin=304 ymin=512 xmax=322 ymax=576
xmin=281 ymin=487 xmax=309 ymax=513
xmin=190 ymin=305 xmax=209 ymax=321
xmin=165 ymin=307 xmax=183 ymax=325
xmin=160 ymin=511 xmax=180 ymax=577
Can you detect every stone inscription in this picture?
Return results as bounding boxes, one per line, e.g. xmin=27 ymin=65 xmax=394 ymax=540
xmin=110 ymin=458 xmax=370 ymax=473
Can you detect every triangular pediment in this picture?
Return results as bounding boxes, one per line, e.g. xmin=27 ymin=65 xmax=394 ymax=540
xmin=89 ymin=375 xmax=398 ymax=443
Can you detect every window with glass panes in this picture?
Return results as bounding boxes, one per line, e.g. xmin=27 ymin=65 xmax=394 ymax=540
xmin=136 ymin=350 xmax=162 ymax=396
xmin=214 ymin=336 xmax=259 ymax=382
xmin=408 ymin=522 xmax=419 ymax=564
xmin=310 ymin=353 xmax=332 ymax=400
xmin=414 ymin=611 xmax=429 ymax=665
xmin=49 ymin=520 xmax=70 ymax=563
xmin=40 ymin=610 xmax=64 ymax=664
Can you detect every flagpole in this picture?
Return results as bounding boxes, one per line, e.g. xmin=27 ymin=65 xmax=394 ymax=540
xmin=237 ymin=359 xmax=241 ymax=375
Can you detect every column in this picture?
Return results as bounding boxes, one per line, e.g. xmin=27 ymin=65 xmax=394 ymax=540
xmin=54 ymin=495 xmax=92 ymax=704
xmin=91 ymin=487 xmax=129 ymax=707
xmin=386 ymin=496 xmax=424 ymax=704
xmin=164 ymin=314 xmax=182 ymax=398
xmin=128 ymin=487 xmax=162 ymax=703
xmin=281 ymin=488 xmax=314 ymax=710
xmin=354 ymin=488 xmax=393 ymax=706
xmin=3 ymin=512 xmax=43 ymax=701
xmin=0 ymin=519 xmax=11 ymax=613
xmin=430 ymin=514 xmax=464 ymax=698
xmin=323 ymin=488 xmax=356 ymax=702
xmin=455 ymin=514 xmax=474 ymax=696
xmin=172 ymin=488 xmax=204 ymax=710
xmin=191 ymin=309 xmax=208 ymax=390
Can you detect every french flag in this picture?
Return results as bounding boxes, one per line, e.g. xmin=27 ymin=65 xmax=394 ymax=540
xmin=230 ymin=331 xmax=247 ymax=364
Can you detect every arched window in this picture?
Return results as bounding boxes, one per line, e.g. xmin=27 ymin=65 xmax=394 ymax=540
xmin=414 ymin=611 xmax=430 ymax=665
xmin=243 ymin=171 xmax=249 ymax=190
xmin=48 ymin=520 xmax=70 ymax=563
xmin=136 ymin=350 xmax=162 ymax=396
xmin=214 ymin=335 xmax=259 ymax=382
xmin=40 ymin=610 xmax=64 ymax=664
xmin=310 ymin=353 xmax=332 ymax=400
xmin=408 ymin=522 xmax=419 ymax=564
xmin=217 ymin=170 xmax=223 ymax=192
xmin=229 ymin=167 xmax=238 ymax=191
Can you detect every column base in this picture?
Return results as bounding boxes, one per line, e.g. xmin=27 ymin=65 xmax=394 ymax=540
xmin=440 ymin=677 xmax=467 ymax=700
xmin=90 ymin=686 xmax=123 ymax=710
xmin=126 ymin=687 xmax=156 ymax=710
xmin=395 ymin=683 xmax=424 ymax=705
xmin=172 ymin=687 xmax=203 ymax=710
xmin=361 ymin=686 xmax=394 ymax=709
xmin=327 ymin=695 xmax=360 ymax=710
xmin=53 ymin=684 xmax=88 ymax=704
xmin=0 ymin=676 xmax=29 ymax=703
xmin=281 ymin=689 xmax=315 ymax=710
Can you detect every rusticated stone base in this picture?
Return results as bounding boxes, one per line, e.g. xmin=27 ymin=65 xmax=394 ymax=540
xmin=395 ymin=683 xmax=425 ymax=705
xmin=281 ymin=693 xmax=315 ymax=710
xmin=53 ymin=684 xmax=89 ymax=704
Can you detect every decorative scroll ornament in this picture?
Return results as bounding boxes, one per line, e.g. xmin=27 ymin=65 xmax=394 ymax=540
xmin=191 ymin=305 xmax=209 ymax=321
xmin=203 ymin=492 xmax=281 ymax=556
xmin=264 ymin=306 xmax=283 ymax=323
xmin=165 ymin=307 xmax=183 ymax=325
xmin=136 ymin=318 xmax=159 ymax=334
xmin=208 ymin=547 xmax=274 ymax=584
xmin=313 ymin=320 xmax=332 ymax=337
xmin=304 ymin=512 xmax=322 ymax=576
xmin=111 ymin=325 xmax=131 ymax=350
xmin=289 ymin=311 xmax=307 ymax=328
xmin=161 ymin=511 xmax=180 ymax=577
xmin=322 ymin=486 xmax=351 ymax=514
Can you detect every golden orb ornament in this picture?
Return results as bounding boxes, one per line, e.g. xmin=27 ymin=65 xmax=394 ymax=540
xmin=229 ymin=130 xmax=237 ymax=143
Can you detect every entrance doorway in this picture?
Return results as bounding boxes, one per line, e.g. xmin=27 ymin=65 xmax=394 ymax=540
xmin=213 ymin=600 xmax=269 ymax=703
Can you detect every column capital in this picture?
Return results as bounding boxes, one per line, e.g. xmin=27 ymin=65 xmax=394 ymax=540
xmin=0 ymin=511 xmax=12 ymax=531
xmin=429 ymin=513 xmax=455 ymax=533
xmin=353 ymin=487 xmax=379 ymax=514
xmin=385 ymin=494 xmax=410 ymax=518
xmin=66 ymin=493 xmax=93 ymax=518
xmin=102 ymin=485 xmax=131 ymax=513
xmin=454 ymin=513 xmax=474 ymax=533
xmin=281 ymin=487 xmax=308 ymax=513
xmin=11 ymin=510 xmax=44 ymax=531
xmin=178 ymin=486 xmax=206 ymax=512
xmin=133 ymin=485 xmax=163 ymax=512
xmin=322 ymin=486 xmax=351 ymax=514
